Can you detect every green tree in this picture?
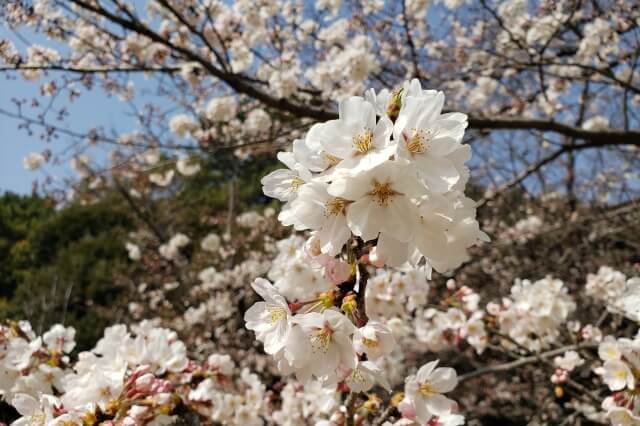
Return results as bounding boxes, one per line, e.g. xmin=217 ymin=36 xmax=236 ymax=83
xmin=0 ymin=193 xmax=134 ymax=349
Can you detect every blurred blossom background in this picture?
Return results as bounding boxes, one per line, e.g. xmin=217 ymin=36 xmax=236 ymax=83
xmin=0 ymin=0 xmax=639 ymax=425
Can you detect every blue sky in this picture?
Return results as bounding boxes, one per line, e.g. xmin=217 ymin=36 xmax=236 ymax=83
xmin=3 ymin=4 xmax=635 ymax=202
xmin=0 ymin=1 xmax=449 ymax=196
xmin=0 ymin=12 xmax=156 ymax=196
xmin=0 ymin=71 xmax=132 ymax=195
xmin=0 ymin=77 xmax=44 ymax=194
xmin=0 ymin=25 xmax=107 ymax=194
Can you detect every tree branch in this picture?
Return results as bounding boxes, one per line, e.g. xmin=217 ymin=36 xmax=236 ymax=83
xmin=459 ymin=342 xmax=598 ymax=383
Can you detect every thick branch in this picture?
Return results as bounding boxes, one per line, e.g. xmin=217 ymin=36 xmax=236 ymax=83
xmin=8 ymin=2 xmax=640 ymax=145
xmin=479 ymin=138 xmax=639 ymax=206
xmin=0 ymin=65 xmax=181 ymax=74
xmin=468 ymin=116 xmax=640 ymax=146
xmin=459 ymin=342 xmax=598 ymax=383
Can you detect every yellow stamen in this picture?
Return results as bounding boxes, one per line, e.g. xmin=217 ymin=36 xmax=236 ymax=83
xmin=267 ymin=307 xmax=287 ymax=323
xmin=30 ymin=414 xmax=46 ymax=425
xmin=353 ymin=129 xmax=374 ymax=154
xmin=404 ymin=128 xmax=436 ymax=157
xmin=289 ymin=176 xmax=305 ymax=192
xmin=325 ymin=197 xmax=349 ymax=216
xmin=341 ymin=295 xmax=358 ymax=316
xmin=391 ymin=392 xmax=405 ymax=407
xmin=419 ymin=382 xmax=436 ymax=396
xmin=324 ymin=152 xmax=342 ymax=165
xmin=310 ymin=324 xmax=334 ymax=353
xmin=368 ymin=180 xmax=399 ymax=206
xmin=361 ymin=337 xmax=379 ymax=348
xmin=350 ymin=367 xmax=365 ymax=383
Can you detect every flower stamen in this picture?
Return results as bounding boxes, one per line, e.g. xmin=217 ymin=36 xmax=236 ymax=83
xmin=353 ymin=129 xmax=374 ymax=154
xmin=288 ymin=176 xmax=305 ymax=192
xmin=267 ymin=306 xmax=287 ymax=324
xmin=403 ymin=129 xmax=436 ymax=157
xmin=368 ymin=180 xmax=399 ymax=206
xmin=419 ymin=382 xmax=436 ymax=396
xmin=324 ymin=152 xmax=342 ymax=166
xmin=325 ymin=197 xmax=349 ymax=216
xmin=310 ymin=324 xmax=334 ymax=353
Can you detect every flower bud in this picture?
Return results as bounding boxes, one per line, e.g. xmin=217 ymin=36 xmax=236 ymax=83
xmin=135 ymin=373 xmax=155 ymax=392
xmin=554 ymin=385 xmax=564 ymax=398
xmin=446 ymin=279 xmax=457 ymax=290
xmin=386 ymin=89 xmax=403 ymax=122
xmin=324 ymin=258 xmax=352 ymax=284
xmin=129 ymin=405 xmax=149 ymax=419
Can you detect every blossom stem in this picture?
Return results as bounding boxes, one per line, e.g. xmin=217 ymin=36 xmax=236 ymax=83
xmin=344 ymin=392 xmax=357 ymax=426
xmin=355 ymin=263 xmax=370 ymax=327
xmin=459 ymin=342 xmax=598 ymax=382
xmin=372 ymin=405 xmax=395 ymax=426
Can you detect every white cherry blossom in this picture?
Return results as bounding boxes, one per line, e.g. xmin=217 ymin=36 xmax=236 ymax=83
xmin=244 ymin=278 xmax=292 ymax=355
xmin=404 ymin=360 xmax=459 ymax=423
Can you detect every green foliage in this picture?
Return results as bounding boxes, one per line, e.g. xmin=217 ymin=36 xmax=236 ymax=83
xmin=0 ymin=154 xmax=290 ymax=349
xmin=0 ymin=192 xmax=134 ymax=349
xmin=0 ymin=193 xmax=54 ymax=299
xmin=162 ymin=153 xmax=280 ymax=234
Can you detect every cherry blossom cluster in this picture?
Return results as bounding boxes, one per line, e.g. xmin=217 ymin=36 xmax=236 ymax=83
xmin=0 ymin=320 xmax=275 ymax=426
xmin=123 ymin=213 xmax=278 ymax=349
xmin=488 ymin=276 xmax=576 ymax=352
xmin=0 ymin=319 xmax=470 ymax=426
xmin=245 ymin=277 xmax=395 ymax=391
xmin=551 ymin=350 xmax=585 ymax=387
xmin=271 ymin=381 xmax=341 ymax=425
xmin=0 ymin=322 xmax=75 ymax=403
xmin=244 ymin=275 xmax=464 ymax=424
xmin=5 ymin=0 xmax=639 ymax=207
xmin=597 ymin=334 xmax=640 ymax=425
xmin=413 ymin=281 xmax=488 ymax=355
xmin=503 ymin=215 xmax=544 ymax=243
xmin=266 ymin=235 xmax=334 ymax=301
xmin=586 ymin=266 xmax=640 ymax=322
xmin=365 ymin=267 xmax=431 ymax=320
xmin=247 ymin=81 xmax=478 ymax=423
xmin=262 ymin=79 xmax=488 ymax=272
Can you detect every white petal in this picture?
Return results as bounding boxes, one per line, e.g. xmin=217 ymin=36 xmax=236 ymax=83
xmin=429 ymin=367 xmax=458 ymax=393
xmin=11 ymin=394 xmax=39 ymax=416
xmin=425 ymin=394 xmax=456 ymax=416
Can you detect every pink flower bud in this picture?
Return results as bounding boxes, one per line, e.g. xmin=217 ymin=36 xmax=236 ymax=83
xmin=150 ymin=379 xmax=173 ymax=394
xmin=398 ymin=398 xmax=416 ymax=419
xmin=153 ymin=392 xmax=172 ymax=405
xmin=304 ymin=235 xmax=333 ymax=267
xmin=129 ymin=405 xmax=149 ymax=419
xmin=551 ymin=369 xmax=568 ymax=384
xmin=324 ymin=258 xmax=352 ymax=284
xmin=135 ymin=373 xmax=155 ymax=392
xmin=184 ymin=360 xmax=198 ymax=373
xmin=131 ymin=365 xmax=151 ymax=378
xmin=122 ymin=417 xmax=136 ymax=426
xmin=125 ymin=365 xmax=151 ymax=391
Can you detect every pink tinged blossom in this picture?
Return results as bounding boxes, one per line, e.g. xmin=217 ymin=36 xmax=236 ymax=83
xmin=285 ymin=310 xmax=357 ymax=384
xmin=353 ymin=321 xmax=395 ymax=360
xmin=323 ymin=258 xmax=352 ymax=284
